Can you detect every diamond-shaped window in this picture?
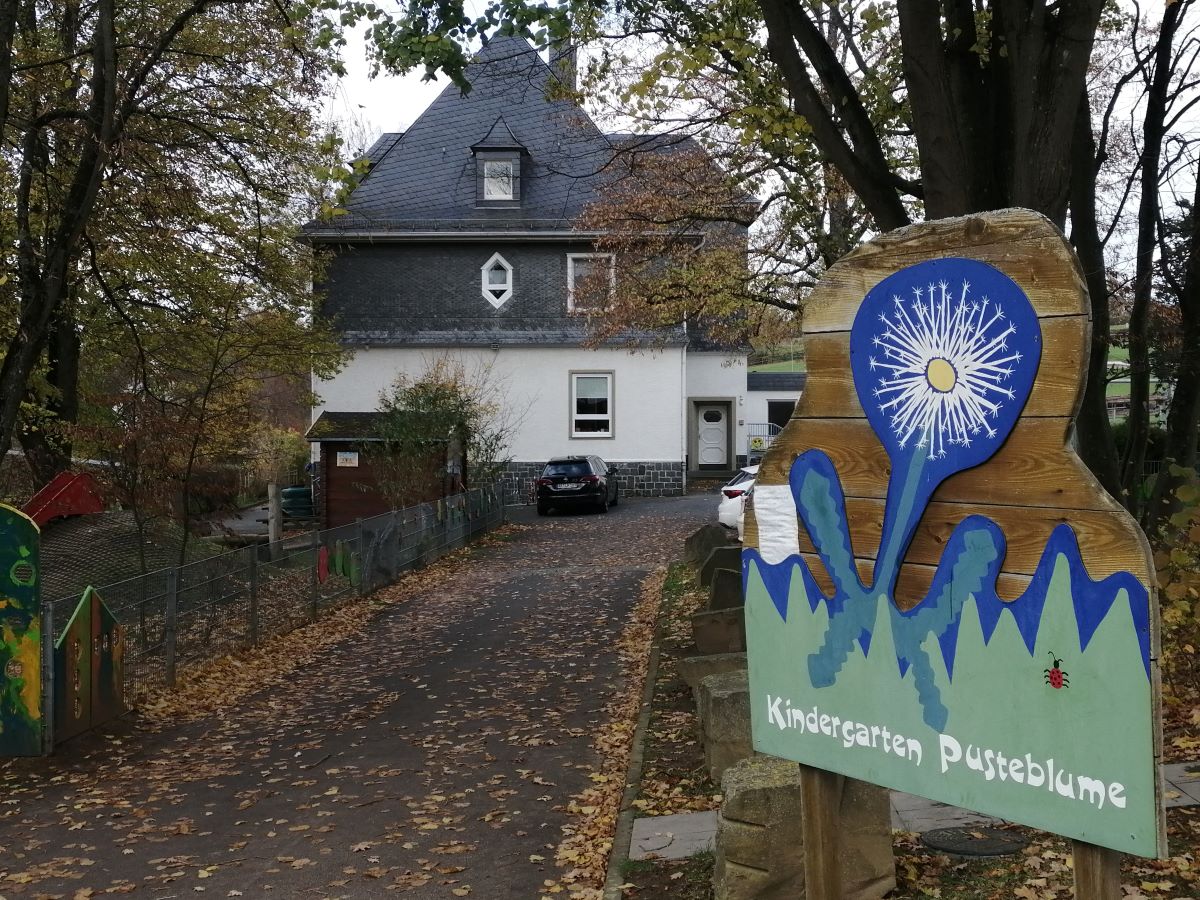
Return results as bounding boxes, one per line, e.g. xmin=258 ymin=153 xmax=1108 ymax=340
xmin=481 ymin=253 xmax=513 ymax=308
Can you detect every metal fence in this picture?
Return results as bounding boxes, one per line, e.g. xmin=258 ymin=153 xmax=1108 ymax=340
xmin=747 ymin=422 xmax=783 ymax=461
xmin=45 ymin=486 xmax=505 ymax=703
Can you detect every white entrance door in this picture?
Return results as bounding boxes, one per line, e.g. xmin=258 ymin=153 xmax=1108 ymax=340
xmin=697 ymin=404 xmax=729 ymax=467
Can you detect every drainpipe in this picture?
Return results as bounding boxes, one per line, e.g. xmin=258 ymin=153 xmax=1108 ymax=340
xmin=680 ymin=346 xmax=688 ymax=491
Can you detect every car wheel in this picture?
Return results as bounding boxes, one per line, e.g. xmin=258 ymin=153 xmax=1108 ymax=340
xmin=597 ymin=494 xmax=609 ymax=513
xmin=537 ymin=503 xmax=549 ymax=516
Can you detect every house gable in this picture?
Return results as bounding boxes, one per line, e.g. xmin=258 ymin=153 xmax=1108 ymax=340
xmin=312 ymin=37 xmax=615 ymax=234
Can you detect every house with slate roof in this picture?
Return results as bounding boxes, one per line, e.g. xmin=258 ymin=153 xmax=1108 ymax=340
xmin=305 ymin=36 xmax=797 ymax=507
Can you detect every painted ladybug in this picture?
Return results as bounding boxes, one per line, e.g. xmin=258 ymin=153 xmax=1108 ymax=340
xmin=1044 ymin=652 xmax=1069 ymax=689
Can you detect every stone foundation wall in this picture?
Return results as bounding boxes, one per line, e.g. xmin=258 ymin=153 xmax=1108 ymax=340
xmin=500 ymin=460 xmax=686 ymax=505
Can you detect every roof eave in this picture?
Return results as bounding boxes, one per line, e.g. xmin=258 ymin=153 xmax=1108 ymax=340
xmin=300 ymin=229 xmax=608 ymax=243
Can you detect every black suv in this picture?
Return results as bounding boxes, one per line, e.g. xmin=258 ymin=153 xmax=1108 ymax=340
xmin=535 ymin=456 xmax=620 ymax=515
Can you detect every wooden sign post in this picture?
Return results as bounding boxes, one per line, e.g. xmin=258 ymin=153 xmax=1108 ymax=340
xmin=744 ymin=210 xmax=1164 ymax=898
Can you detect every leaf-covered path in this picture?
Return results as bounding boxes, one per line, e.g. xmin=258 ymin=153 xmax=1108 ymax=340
xmin=0 ymin=495 xmax=712 ymax=899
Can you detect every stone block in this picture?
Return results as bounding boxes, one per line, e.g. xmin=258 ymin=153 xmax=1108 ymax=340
xmin=692 ymin=606 xmax=746 ymax=655
xmin=714 ymin=756 xmax=804 ymax=900
xmin=677 ymin=652 xmax=746 ymax=704
xmin=714 ymin=757 xmax=896 ymax=900
xmin=700 ymin=546 xmax=743 ymax=586
xmin=714 ymin=858 xmax=777 ymax=900
xmin=698 ymin=671 xmax=754 ymax=782
xmin=709 ymin=568 xmax=743 ymax=610
xmin=719 ymin=755 xmax=805 ymax=827
xmin=685 ymin=524 xmax=734 ymax=567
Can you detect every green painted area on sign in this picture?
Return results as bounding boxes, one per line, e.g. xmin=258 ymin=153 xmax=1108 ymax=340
xmin=746 ymin=551 xmax=1158 ymax=857
xmin=0 ymin=503 xmax=42 ymax=756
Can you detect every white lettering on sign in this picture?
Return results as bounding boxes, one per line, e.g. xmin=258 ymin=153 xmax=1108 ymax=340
xmin=937 ymin=734 xmax=1126 ymax=810
xmin=335 ymin=451 xmax=359 ymax=468
xmin=764 ymin=694 xmax=1129 ymax=813
xmin=764 ymin=695 xmax=923 ymax=767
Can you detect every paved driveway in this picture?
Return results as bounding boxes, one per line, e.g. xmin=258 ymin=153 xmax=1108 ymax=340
xmin=0 ymin=494 xmax=712 ymax=898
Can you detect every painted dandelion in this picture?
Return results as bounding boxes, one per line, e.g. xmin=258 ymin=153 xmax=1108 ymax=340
xmin=869 ymin=279 xmax=1023 ymax=459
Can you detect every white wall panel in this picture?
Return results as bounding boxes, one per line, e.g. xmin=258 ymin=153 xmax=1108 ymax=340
xmin=314 ymin=346 xmax=688 ymax=462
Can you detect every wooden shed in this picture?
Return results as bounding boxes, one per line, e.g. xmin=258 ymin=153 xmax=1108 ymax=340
xmin=306 ymin=412 xmax=466 ymax=528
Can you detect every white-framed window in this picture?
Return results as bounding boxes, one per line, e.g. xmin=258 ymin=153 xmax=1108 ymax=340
xmin=483 ymin=159 xmax=514 ymax=200
xmin=570 ymin=372 xmax=613 ymax=437
xmin=481 ymin=252 xmax=513 ymax=308
xmin=567 ymin=253 xmax=615 ymax=312
xmin=475 ymin=152 xmax=522 ymax=206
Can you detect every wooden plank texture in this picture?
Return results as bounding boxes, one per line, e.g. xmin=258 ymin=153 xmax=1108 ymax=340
xmin=800 ymin=315 xmax=1088 ymax=420
xmin=754 ymin=418 xmax=1130 ymax=513
xmin=1073 ymin=842 xmax=1121 ymax=899
xmin=804 ymin=212 xmax=1087 ymax=333
xmin=773 ymin=497 xmax=1151 ymax=584
xmin=800 ymin=765 xmax=843 ymax=900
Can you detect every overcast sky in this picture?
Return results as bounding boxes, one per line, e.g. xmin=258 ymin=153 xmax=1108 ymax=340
xmin=324 ymin=25 xmax=450 ymax=154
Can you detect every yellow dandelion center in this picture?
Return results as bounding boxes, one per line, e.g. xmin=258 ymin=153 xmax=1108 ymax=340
xmin=925 ymin=357 xmax=957 ymax=393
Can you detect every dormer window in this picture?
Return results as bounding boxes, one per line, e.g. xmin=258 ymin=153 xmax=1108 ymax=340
xmin=476 ymin=153 xmax=522 ymax=206
xmin=472 ymin=117 xmax=526 ymax=208
xmin=483 ymin=160 xmax=514 ymax=200
xmin=482 ymin=253 xmax=513 ymax=308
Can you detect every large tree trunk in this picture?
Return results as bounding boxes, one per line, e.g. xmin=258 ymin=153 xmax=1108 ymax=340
xmin=0 ymin=0 xmax=116 ymax=460
xmin=1068 ymin=89 xmax=1122 ymax=501
xmin=1145 ymin=164 xmax=1200 ymax=531
xmin=756 ymin=0 xmax=913 ymax=231
xmin=19 ymin=306 xmax=82 ymax=485
xmin=751 ymin=0 xmax=1152 ymax=499
xmin=0 ymin=0 xmax=18 ymax=133
xmin=896 ymin=0 xmax=1105 ymax=224
xmin=1122 ymin=0 xmax=1184 ymax=516
xmin=0 ymin=0 xmax=216 ymax=460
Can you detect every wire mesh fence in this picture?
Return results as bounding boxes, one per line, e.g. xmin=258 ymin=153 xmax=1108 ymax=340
xmin=44 ymin=486 xmax=504 ymax=703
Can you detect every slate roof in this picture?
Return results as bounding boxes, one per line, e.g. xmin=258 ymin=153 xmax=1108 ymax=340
xmin=305 ymin=36 xmax=618 ymax=237
xmin=333 ymin=325 xmax=687 ymax=348
xmin=472 ymin=116 xmax=525 ymax=151
xmin=359 ymin=132 xmax=404 ymax=167
xmin=747 ymin=372 xmax=807 ymax=392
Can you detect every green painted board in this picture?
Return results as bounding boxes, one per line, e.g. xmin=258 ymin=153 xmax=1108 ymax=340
xmin=54 ymin=588 xmax=92 ymax=743
xmin=746 ymin=551 xmax=1157 ymax=857
xmin=54 ymin=587 xmax=126 ymax=744
xmin=0 ymin=504 xmax=42 ymax=755
xmin=91 ymin=589 xmax=125 ymax=726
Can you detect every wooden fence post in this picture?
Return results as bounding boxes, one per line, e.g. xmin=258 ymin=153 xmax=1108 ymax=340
xmin=1074 ymin=841 xmax=1121 ymax=899
xmin=267 ymin=482 xmax=281 ymax=559
xmin=247 ymin=546 xmax=259 ymax=647
xmin=800 ymin=764 xmax=843 ymax=900
xmin=164 ymin=567 xmax=179 ymax=688
xmin=357 ymin=518 xmax=366 ymax=597
xmin=310 ymin=529 xmax=320 ymax=620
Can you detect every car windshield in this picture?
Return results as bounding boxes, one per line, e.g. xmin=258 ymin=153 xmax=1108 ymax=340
xmin=544 ymin=461 xmax=591 ymax=477
xmin=726 ymin=469 xmax=756 ymax=487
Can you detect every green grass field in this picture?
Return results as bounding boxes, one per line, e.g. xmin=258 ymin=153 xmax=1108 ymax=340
xmin=748 ymin=359 xmax=807 ymax=373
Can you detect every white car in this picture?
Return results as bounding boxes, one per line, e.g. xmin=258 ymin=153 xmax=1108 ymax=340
xmin=717 ymin=465 xmax=758 ymax=538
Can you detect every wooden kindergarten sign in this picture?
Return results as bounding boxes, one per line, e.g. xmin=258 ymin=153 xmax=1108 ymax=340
xmin=744 ymin=210 xmax=1165 ymax=859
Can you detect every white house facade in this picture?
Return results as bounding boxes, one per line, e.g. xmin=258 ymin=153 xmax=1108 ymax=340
xmin=305 ymin=37 xmax=782 ymax=502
